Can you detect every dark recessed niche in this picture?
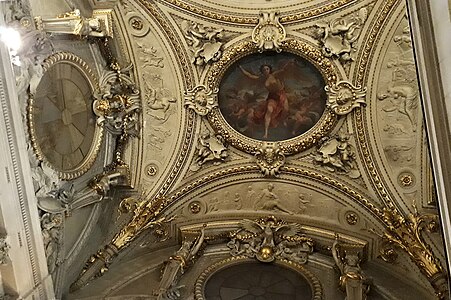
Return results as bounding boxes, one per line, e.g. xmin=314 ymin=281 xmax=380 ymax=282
xmin=204 ymin=261 xmax=313 ymax=300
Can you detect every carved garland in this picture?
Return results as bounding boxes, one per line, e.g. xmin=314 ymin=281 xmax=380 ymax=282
xmin=206 ymin=39 xmax=338 ymax=156
xmin=194 ymin=256 xmax=323 ymax=300
xmin=27 ymin=52 xmax=104 ymax=180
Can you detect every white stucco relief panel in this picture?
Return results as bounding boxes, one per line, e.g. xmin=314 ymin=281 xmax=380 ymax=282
xmin=119 ymin=3 xmax=186 ymax=195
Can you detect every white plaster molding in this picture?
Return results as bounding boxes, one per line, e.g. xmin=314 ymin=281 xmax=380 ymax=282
xmin=407 ymin=0 xmax=451 ymax=279
xmin=0 ymin=16 xmax=55 ymax=299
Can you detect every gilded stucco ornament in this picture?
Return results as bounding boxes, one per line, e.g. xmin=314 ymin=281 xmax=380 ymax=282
xmin=184 ymin=85 xmax=218 ymax=116
xmin=227 ymin=217 xmax=313 ymax=264
xmin=332 ymin=234 xmax=371 ymax=300
xmin=315 ymin=8 xmax=368 ymax=62
xmin=252 ymin=11 xmax=286 ymax=52
xmin=191 ymin=128 xmax=228 ymax=171
xmin=155 ymin=228 xmax=205 ymax=300
xmin=41 ymin=212 xmax=64 ymax=274
xmin=70 ymin=196 xmax=174 ymax=291
xmin=255 ymin=142 xmax=285 ymax=177
xmin=326 ymin=81 xmax=366 ymax=115
xmin=94 ymin=64 xmax=141 ymax=136
xmin=181 ymin=20 xmax=224 ymax=65
xmin=314 ymin=132 xmax=361 ymax=178
xmin=373 ymin=203 xmax=448 ymax=298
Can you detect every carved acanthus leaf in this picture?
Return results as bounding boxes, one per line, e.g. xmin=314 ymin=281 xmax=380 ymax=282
xmin=184 ymin=85 xmax=218 ymax=116
xmin=326 ymin=81 xmax=366 ymax=115
xmin=255 ymin=142 xmax=285 ymax=177
xmin=181 ymin=20 xmax=224 ymax=65
xmin=374 ymin=203 xmax=447 ymax=298
xmin=315 ymin=7 xmax=368 ymax=62
xmin=252 ymin=11 xmax=286 ymax=52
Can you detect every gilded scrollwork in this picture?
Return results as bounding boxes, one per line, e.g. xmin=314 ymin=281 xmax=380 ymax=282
xmin=184 ymin=85 xmax=218 ymax=116
xmin=255 ymin=142 xmax=285 ymax=177
xmin=94 ymin=63 xmax=141 ymax=136
xmin=71 ymin=196 xmax=174 ymax=290
xmin=315 ymin=7 xmax=368 ymax=62
xmin=93 ymin=93 xmax=140 ymax=135
xmin=326 ymin=81 xmax=366 ymax=115
xmin=372 ymin=203 xmax=447 ymax=298
xmin=180 ymin=20 xmax=224 ymax=65
xmin=227 ymin=217 xmax=313 ymax=264
xmin=251 ymin=11 xmax=286 ymax=52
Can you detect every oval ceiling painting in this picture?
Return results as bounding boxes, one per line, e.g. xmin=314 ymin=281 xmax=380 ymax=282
xmin=218 ymin=52 xmax=327 ymax=141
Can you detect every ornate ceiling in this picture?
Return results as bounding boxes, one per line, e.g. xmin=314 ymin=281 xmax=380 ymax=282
xmin=5 ymin=0 xmax=449 ymax=299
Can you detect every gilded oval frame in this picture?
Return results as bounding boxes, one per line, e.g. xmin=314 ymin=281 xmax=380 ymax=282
xmin=207 ymin=40 xmax=338 ymax=155
xmin=27 ymin=52 xmax=104 ymax=180
xmin=194 ymin=256 xmax=323 ymax=300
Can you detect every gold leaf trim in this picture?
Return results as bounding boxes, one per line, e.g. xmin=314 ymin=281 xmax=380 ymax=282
xmin=153 ymin=0 xmax=355 ymax=25
xmin=27 ymin=52 xmax=103 ymax=180
xmin=206 ymin=39 xmax=338 ymax=155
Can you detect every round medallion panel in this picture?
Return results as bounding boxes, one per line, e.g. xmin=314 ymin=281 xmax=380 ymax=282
xmin=28 ymin=52 xmax=103 ymax=180
xmin=207 ymin=40 xmax=338 ymax=155
xmin=218 ymin=52 xmax=327 ymax=141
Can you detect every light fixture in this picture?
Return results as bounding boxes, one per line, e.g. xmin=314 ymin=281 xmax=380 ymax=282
xmin=0 ymin=26 xmax=21 ymax=53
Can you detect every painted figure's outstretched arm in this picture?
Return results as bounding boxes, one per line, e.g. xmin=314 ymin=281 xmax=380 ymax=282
xmin=239 ymin=65 xmax=260 ymax=80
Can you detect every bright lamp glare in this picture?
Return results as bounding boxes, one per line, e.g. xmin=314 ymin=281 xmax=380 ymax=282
xmin=0 ymin=27 xmax=21 ymax=52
